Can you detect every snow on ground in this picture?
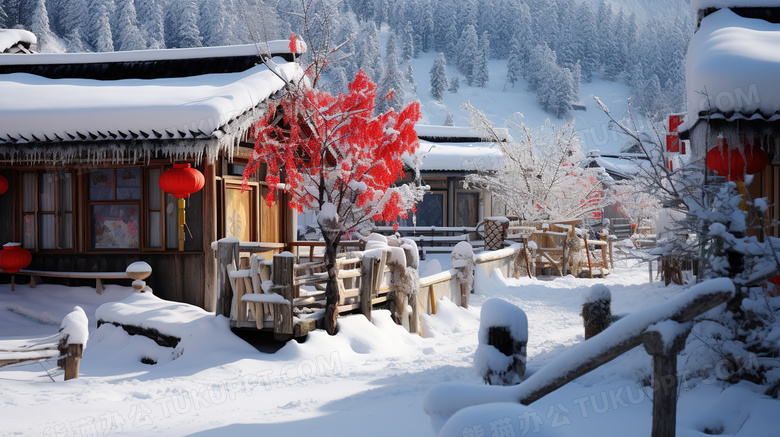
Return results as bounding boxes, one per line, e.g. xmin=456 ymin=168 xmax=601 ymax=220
xmin=1 ymin=257 xmax=777 ymax=436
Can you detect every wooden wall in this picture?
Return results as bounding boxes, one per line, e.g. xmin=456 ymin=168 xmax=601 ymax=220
xmin=0 ymin=169 xmax=13 ymax=245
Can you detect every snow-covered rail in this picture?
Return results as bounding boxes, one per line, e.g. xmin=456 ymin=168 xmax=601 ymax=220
xmin=0 ymin=306 xmax=88 ymax=380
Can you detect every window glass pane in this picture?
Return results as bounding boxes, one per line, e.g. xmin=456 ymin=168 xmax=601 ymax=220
xmin=89 ymin=169 xmax=115 ymax=200
xmin=116 ymin=168 xmax=141 ymax=200
xmin=59 ymin=213 xmax=73 ymax=249
xmin=39 ymin=214 xmax=55 ymax=249
xmin=92 ymin=204 xmax=139 ymax=249
xmin=417 ymin=193 xmax=444 ymax=227
xmin=22 ymin=213 xmax=35 ymax=249
xmin=39 ymin=173 xmax=55 ymax=211
xmin=148 ymin=211 xmax=161 ymax=248
xmin=225 ymin=187 xmax=251 ymax=241
xmin=148 ymin=168 xmax=161 ymax=207
xmin=456 ymin=192 xmax=480 ymax=227
xmin=165 ymin=193 xmax=178 ymax=249
xmin=22 ymin=173 xmax=35 ymax=212
xmin=59 ymin=172 xmax=72 ymax=211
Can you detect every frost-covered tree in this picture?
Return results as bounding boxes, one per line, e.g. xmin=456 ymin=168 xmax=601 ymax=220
xmin=377 ymin=51 xmax=405 ymax=113
xmin=243 ymin=69 xmax=425 ymax=335
xmin=136 ymin=0 xmax=165 ymax=48
xmin=170 ymin=1 xmax=202 ymax=48
xmin=0 ymin=3 xmax=7 ymax=29
xmin=576 ymin=1 xmax=599 ymax=81
xmin=456 ymin=24 xmax=478 ymax=85
xmin=355 ymin=21 xmax=382 ymax=81
xmin=449 ymin=76 xmax=459 ymax=93
xmin=199 ymin=0 xmax=228 ymax=47
xmin=444 ymin=111 xmax=455 ymax=126
xmin=385 ymin=32 xmax=397 ymax=58
xmin=406 ymin=64 xmax=417 ymax=94
xmin=87 ymin=0 xmax=114 ymax=52
xmin=402 ymin=21 xmax=414 ymax=62
xmin=23 ymin=0 xmax=52 ymax=48
xmin=472 ymin=31 xmax=489 ymax=88
xmin=505 ymin=36 xmax=523 ymax=90
xmin=112 ymin=0 xmax=146 ymax=51
xmin=429 ymin=52 xmax=448 ymax=101
xmin=463 ymin=104 xmax=609 ymax=222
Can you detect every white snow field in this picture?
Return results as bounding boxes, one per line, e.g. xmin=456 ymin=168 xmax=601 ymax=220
xmin=1 ymin=257 xmax=777 ymax=436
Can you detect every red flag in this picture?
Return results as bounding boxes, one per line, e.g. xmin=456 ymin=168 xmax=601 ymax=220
xmin=669 ymin=115 xmax=682 ymax=133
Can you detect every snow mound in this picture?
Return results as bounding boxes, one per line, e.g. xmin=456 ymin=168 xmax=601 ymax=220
xmin=420 ymin=297 xmax=479 ymax=338
xmin=438 ymin=402 xmax=561 ymax=437
xmin=478 ymin=298 xmax=528 ymax=343
xmin=584 ymin=284 xmax=611 ymax=304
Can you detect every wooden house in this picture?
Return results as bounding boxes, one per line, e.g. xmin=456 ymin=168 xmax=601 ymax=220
xmin=0 ymin=41 xmax=305 ymax=311
xmin=401 ymin=125 xmax=505 ymax=228
xmin=681 ymin=1 xmax=780 ymax=240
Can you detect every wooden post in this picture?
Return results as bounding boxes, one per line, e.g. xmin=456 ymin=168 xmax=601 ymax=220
xmin=216 ymin=240 xmax=239 ymax=318
xmin=359 ymin=255 xmax=377 ymax=322
xmin=409 ymin=291 xmax=420 ymax=336
xmin=608 ymin=236 xmax=614 ymax=269
xmin=582 ymin=286 xmax=612 ymax=340
xmin=583 ymin=233 xmax=594 ymax=278
xmin=203 ymin=162 xmax=218 ymax=313
xmin=429 ymin=284 xmax=437 ymax=314
xmin=642 ymin=323 xmax=692 ymax=437
xmin=272 ymin=254 xmax=295 ymax=339
xmin=64 ymin=343 xmax=84 ymax=381
xmin=649 ymin=259 xmax=654 ymax=283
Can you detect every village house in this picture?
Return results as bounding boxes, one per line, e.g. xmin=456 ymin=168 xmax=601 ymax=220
xmin=681 ymin=0 xmax=780 ymax=240
xmin=0 ymin=33 xmax=305 ymax=311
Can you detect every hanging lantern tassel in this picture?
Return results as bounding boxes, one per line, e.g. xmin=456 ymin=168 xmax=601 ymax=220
xmin=158 ymin=163 xmax=205 ymax=252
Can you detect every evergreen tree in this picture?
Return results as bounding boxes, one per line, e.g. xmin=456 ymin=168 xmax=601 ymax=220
xmin=420 ymin=0 xmax=435 ymax=52
xmin=473 ymin=31 xmax=489 ymax=88
xmin=406 ymin=64 xmax=417 ymax=94
xmin=373 ymin=0 xmax=387 ymax=26
xmin=595 ymin=1 xmax=613 ymax=69
xmin=429 ymin=52 xmax=448 ymax=101
xmin=137 ymin=0 xmax=165 ymax=48
xmin=356 ymin=20 xmax=383 ymax=82
xmin=0 ymin=0 xmax=19 ymax=27
xmin=444 ymin=111 xmax=455 ymax=126
xmin=604 ymin=9 xmax=627 ymax=80
xmin=448 ymin=76 xmax=459 ymax=93
xmin=456 ymin=24 xmax=478 ymax=85
xmin=0 ymin=3 xmax=7 ymax=29
xmin=505 ymin=36 xmax=523 ymax=90
xmin=386 ymin=32 xmax=397 ymax=58
xmin=113 ymin=0 xmax=147 ymax=51
xmin=87 ymin=0 xmax=114 ymax=52
xmin=25 ymin=0 xmax=52 ymax=48
xmin=199 ymin=0 xmax=228 ymax=47
xmin=328 ymin=65 xmax=350 ymax=95
xmin=402 ymin=21 xmax=414 ymax=62
xmin=576 ymin=2 xmax=599 ymax=81
xmin=169 ymin=0 xmax=202 ymax=48
xmin=377 ymin=51 xmax=405 ymax=113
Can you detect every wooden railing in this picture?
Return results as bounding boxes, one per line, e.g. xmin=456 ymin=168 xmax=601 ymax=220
xmin=0 ymin=307 xmax=87 ymax=380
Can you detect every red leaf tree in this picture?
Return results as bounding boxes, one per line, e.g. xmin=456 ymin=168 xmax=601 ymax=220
xmin=243 ymin=69 xmax=425 ymax=335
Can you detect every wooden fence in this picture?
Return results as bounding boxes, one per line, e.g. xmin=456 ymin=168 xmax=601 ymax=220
xmin=0 ymin=307 xmax=87 ymax=381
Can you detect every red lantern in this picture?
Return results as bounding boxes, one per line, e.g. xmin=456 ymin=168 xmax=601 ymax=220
xmin=0 ymin=243 xmax=32 ymax=291
xmin=0 ymin=174 xmax=8 ymax=195
xmin=158 ymin=163 xmax=205 ymax=251
xmin=770 ymin=275 xmax=780 ymax=286
xmin=706 ymin=138 xmax=769 ymax=182
xmin=158 ymin=163 xmax=205 ymax=198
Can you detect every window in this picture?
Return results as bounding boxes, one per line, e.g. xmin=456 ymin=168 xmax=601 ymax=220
xmin=20 ymin=170 xmax=74 ymax=251
xmin=146 ymin=167 xmax=180 ymax=250
xmin=88 ymin=168 xmax=141 ymax=249
xmin=455 ymin=191 xmax=480 ymax=227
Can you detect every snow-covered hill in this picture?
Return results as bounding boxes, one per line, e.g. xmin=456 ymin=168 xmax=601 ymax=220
xmin=408 ymin=51 xmax=646 ymax=154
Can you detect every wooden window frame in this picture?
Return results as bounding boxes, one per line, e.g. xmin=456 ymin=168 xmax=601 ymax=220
xmin=18 ymin=169 xmax=77 ymax=253
xmin=86 ymin=167 xmax=143 ymax=251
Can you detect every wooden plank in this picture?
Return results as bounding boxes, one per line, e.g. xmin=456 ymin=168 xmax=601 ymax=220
xmin=64 ymin=343 xmax=83 ymax=381
xmin=271 ymin=255 xmax=295 ymax=336
xmin=216 ymin=240 xmax=239 ymax=318
xmin=203 ymin=162 xmax=218 ymax=312
xmin=337 ymin=269 xmax=362 ymax=279
xmin=359 ymin=256 xmax=376 ymax=321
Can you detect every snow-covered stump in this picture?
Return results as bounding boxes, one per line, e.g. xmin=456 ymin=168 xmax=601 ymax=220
xmin=57 ymin=307 xmax=89 ymax=381
xmin=475 ymin=299 xmax=528 ymax=386
xmin=642 ymin=321 xmax=693 ymax=437
xmin=582 ymin=284 xmax=612 ymax=340
xmin=484 ymin=217 xmax=509 ymax=251
xmin=451 ymin=242 xmax=475 ymax=308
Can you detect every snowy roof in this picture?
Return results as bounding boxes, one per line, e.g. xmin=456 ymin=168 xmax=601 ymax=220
xmin=408 ymin=140 xmax=504 ymax=172
xmin=415 ymin=124 xmax=511 ymax=143
xmin=686 ymin=9 xmax=780 ymax=124
xmin=0 ymin=29 xmax=36 ymax=53
xmin=0 ymin=44 xmax=304 ymax=164
xmin=691 ymin=0 xmax=780 ymax=13
xmin=582 ymin=156 xmax=642 ymax=182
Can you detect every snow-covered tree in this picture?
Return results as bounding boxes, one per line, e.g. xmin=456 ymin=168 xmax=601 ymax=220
xmin=406 ymin=64 xmax=417 ymax=94
xmin=449 ymin=76 xmax=459 ymax=93
xmin=112 ymin=0 xmax=146 ymax=51
xmin=23 ymin=0 xmax=52 ymax=49
xmin=355 ymin=21 xmax=382 ymax=81
xmin=456 ymin=24 xmax=478 ymax=85
xmin=199 ymin=0 xmax=228 ymax=47
xmin=505 ymin=36 xmax=523 ymax=90
xmin=243 ymin=68 xmax=425 ymax=335
xmin=444 ymin=111 xmax=455 ymax=126
xmin=385 ymin=32 xmax=397 ymax=58
xmin=377 ymin=51 xmax=405 ymax=113
xmin=429 ymin=52 xmax=448 ymax=101
xmin=472 ymin=31 xmax=489 ymax=88
xmin=463 ymin=104 xmax=609 ymax=222
xmin=402 ymin=21 xmax=414 ymax=62
xmin=87 ymin=0 xmax=114 ymax=52
xmin=136 ymin=0 xmax=165 ymax=48
xmin=170 ymin=0 xmax=202 ymax=48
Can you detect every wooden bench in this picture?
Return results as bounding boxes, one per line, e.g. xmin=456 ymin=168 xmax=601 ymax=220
xmin=0 ymin=269 xmax=130 ymax=294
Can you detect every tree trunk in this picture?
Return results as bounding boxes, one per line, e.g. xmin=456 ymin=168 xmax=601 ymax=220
xmin=322 ymin=231 xmax=342 ymax=335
